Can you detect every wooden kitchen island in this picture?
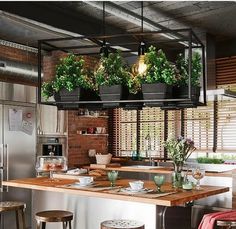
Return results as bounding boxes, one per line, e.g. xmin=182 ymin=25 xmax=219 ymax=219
xmin=3 ymin=177 xmax=229 ymax=229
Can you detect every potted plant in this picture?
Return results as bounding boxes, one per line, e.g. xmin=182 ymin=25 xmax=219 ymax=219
xmin=163 ymin=136 xmax=196 ymax=188
xmin=175 ymin=52 xmax=202 ymax=106
xmin=41 ymin=81 xmax=54 ymax=101
xmin=53 ymin=54 xmax=94 ymax=101
xmin=123 ymin=72 xmax=143 ymax=110
xmin=140 ymin=46 xmax=176 ymax=107
xmin=94 ymin=51 xmax=130 ymax=108
xmin=41 ymin=53 xmax=95 ymax=103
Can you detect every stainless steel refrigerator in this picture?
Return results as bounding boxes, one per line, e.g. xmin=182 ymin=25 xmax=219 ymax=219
xmin=0 ymin=103 xmax=36 ymax=229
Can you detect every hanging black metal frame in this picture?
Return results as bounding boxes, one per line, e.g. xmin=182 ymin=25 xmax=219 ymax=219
xmin=37 ymin=28 xmax=206 ymax=109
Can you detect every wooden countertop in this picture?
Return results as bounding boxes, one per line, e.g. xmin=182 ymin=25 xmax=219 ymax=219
xmin=3 ymin=177 xmax=229 ymax=207
xmin=84 ymin=165 xmax=234 ymax=177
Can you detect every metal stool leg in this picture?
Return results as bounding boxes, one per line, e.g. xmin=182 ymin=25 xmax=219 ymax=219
xmin=69 ymin=221 xmax=72 ymax=229
xmin=62 ymin=221 xmax=67 ymax=229
xmin=42 ymin=222 xmax=46 ymax=229
xmin=21 ymin=208 xmax=26 ymax=229
xmin=36 ymin=221 xmax=41 ymax=229
xmin=15 ymin=210 xmax=20 ymax=229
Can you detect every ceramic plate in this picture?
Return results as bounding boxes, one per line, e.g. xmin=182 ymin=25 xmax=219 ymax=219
xmin=120 ymin=187 xmax=150 ymax=194
xmin=74 ymin=182 xmax=95 ymax=187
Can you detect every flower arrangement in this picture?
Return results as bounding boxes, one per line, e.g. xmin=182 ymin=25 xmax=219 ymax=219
xmin=163 ymin=136 xmax=196 ymax=171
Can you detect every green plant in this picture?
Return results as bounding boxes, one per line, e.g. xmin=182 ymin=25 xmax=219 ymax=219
xmin=197 ymin=157 xmax=224 ymax=164
xmin=175 ymin=52 xmax=202 ymax=87
xmin=94 ymin=52 xmax=130 ymax=87
xmin=139 ymin=46 xmax=176 ymax=85
xmin=41 ymin=54 xmax=95 ymax=100
xmin=126 ymin=73 xmax=142 ymax=94
xmin=53 ymin=54 xmax=93 ymax=92
xmin=41 ymin=81 xmax=54 ymax=101
xmin=163 ymin=136 xmax=196 ymax=166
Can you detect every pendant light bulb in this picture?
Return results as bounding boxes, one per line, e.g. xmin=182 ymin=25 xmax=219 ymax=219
xmin=137 ymin=55 xmax=147 ymax=75
xmin=137 ymin=41 xmax=147 ymax=75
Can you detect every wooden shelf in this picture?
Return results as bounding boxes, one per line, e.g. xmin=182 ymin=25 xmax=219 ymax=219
xmin=37 ymin=133 xmax=67 ymax=137
xmin=80 ymin=134 xmax=108 ymax=136
xmin=77 ymin=115 xmax=109 ymax=118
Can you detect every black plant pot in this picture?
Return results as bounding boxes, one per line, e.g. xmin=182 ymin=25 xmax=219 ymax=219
xmin=54 ymin=92 xmax=61 ymax=102
xmin=59 ymin=87 xmax=81 ymax=102
xmin=142 ymin=83 xmax=172 ymax=107
xmin=99 ymin=85 xmax=128 ymax=108
xmin=174 ymin=86 xmax=201 ymax=108
xmin=123 ymin=91 xmax=143 ymax=110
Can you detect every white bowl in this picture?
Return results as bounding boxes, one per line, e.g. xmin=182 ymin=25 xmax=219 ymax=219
xmin=129 ymin=180 xmax=144 ymax=190
xmin=95 ymin=154 xmax=112 ymax=165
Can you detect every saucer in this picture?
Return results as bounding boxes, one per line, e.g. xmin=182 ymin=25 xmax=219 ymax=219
xmin=121 ymin=187 xmax=148 ymax=194
xmin=74 ymin=182 xmax=95 ymax=187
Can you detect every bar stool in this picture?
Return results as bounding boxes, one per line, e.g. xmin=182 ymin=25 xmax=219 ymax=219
xmin=35 ymin=210 xmax=73 ymax=229
xmin=101 ymin=219 xmax=145 ymax=229
xmin=217 ymin=220 xmax=236 ymax=228
xmin=0 ymin=201 xmax=26 ymax=229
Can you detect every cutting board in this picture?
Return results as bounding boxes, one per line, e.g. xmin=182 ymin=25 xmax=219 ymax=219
xmin=90 ymin=163 xmax=121 ymax=169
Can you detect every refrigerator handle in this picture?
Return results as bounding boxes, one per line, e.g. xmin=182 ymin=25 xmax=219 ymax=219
xmin=0 ymin=168 xmax=3 ymax=192
xmin=0 ymin=144 xmax=3 ymax=167
xmin=3 ymin=144 xmax=9 ymax=192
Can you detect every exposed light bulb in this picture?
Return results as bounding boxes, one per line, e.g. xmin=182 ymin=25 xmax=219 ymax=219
xmin=137 ymin=55 xmax=147 ymax=75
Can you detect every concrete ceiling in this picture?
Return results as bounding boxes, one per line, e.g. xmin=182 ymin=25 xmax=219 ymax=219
xmin=0 ymin=1 xmax=236 ymax=49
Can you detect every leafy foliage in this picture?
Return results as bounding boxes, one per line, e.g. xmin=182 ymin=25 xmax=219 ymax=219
xmin=126 ymin=73 xmax=142 ymax=94
xmin=197 ymin=157 xmax=224 ymax=164
xmin=41 ymin=81 xmax=54 ymax=101
xmin=53 ymin=54 xmax=93 ymax=92
xmin=138 ymin=46 xmax=176 ymax=85
xmin=175 ymin=52 xmax=202 ymax=87
xmin=94 ymin=52 xmax=130 ymax=87
xmin=163 ymin=136 xmax=196 ymax=166
xmin=41 ymin=54 xmax=95 ymax=100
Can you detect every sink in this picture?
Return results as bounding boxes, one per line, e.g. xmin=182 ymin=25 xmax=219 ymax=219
xmin=121 ymin=165 xmax=164 ymax=170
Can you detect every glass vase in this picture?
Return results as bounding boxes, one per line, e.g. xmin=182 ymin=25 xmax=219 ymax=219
xmin=172 ymin=163 xmax=184 ymax=189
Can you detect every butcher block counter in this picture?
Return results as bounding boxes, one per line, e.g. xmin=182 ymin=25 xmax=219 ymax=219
xmin=2 ymin=177 xmax=229 ymax=207
xmin=2 ymin=178 xmax=230 ymax=229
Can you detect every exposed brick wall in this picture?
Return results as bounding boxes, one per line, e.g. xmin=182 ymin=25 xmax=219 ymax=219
xmin=43 ymin=51 xmax=99 ymax=82
xmin=0 ymin=44 xmax=37 ymax=65
xmin=43 ymin=52 xmax=102 ymax=167
xmin=68 ymin=110 xmax=108 ymax=167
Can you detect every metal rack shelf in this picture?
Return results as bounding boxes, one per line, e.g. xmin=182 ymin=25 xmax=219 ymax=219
xmin=38 ymin=28 xmax=206 ymax=110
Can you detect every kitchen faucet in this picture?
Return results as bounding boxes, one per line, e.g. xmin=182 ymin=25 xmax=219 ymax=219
xmin=145 ymin=133 xmax=153 ymax=165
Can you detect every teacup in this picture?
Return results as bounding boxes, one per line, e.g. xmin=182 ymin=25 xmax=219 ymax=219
xmin=78 ymin=176 xmax=93 ymax=185
xmin=129 ymin=180 xmax=144 ymax=190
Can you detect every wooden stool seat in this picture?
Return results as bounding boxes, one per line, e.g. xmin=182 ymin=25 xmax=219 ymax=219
xmin=35 ymin=210 xmax=73 ymax=229
xmin=101 ymin=219 xmax=145 ymax=229
xmin=217 ymin=220 xmax=236 ymax=228
xmin=0 ymin=201 xmax=26 ymax=229
xmin=0 ymin=201 xmax=25 ymax=212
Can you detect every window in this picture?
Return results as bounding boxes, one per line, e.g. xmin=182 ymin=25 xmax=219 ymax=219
xmin=112 ymin=107 xmax=165 ymax=157
xmin=217 ymin=98 xmax=236 ymax=152
xmin=139 ymin=107 xmax=165 ymax=158
xmin=111 ymin=91 xmax=236 ymax=157
xmin=183 ymin=102 xmax=214 ymax=152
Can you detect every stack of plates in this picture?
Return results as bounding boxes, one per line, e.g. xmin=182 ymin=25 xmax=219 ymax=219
xmin=120 ymin=187 xmax=151 ymax=194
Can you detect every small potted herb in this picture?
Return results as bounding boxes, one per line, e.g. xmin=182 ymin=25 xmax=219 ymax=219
xmin=140 ymin=46 xmax=176 ymax=107
xmin=175 ymin=52 xmax=201 ymax=105
xmin=94 ymin=51 xmax=130 ymax=108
